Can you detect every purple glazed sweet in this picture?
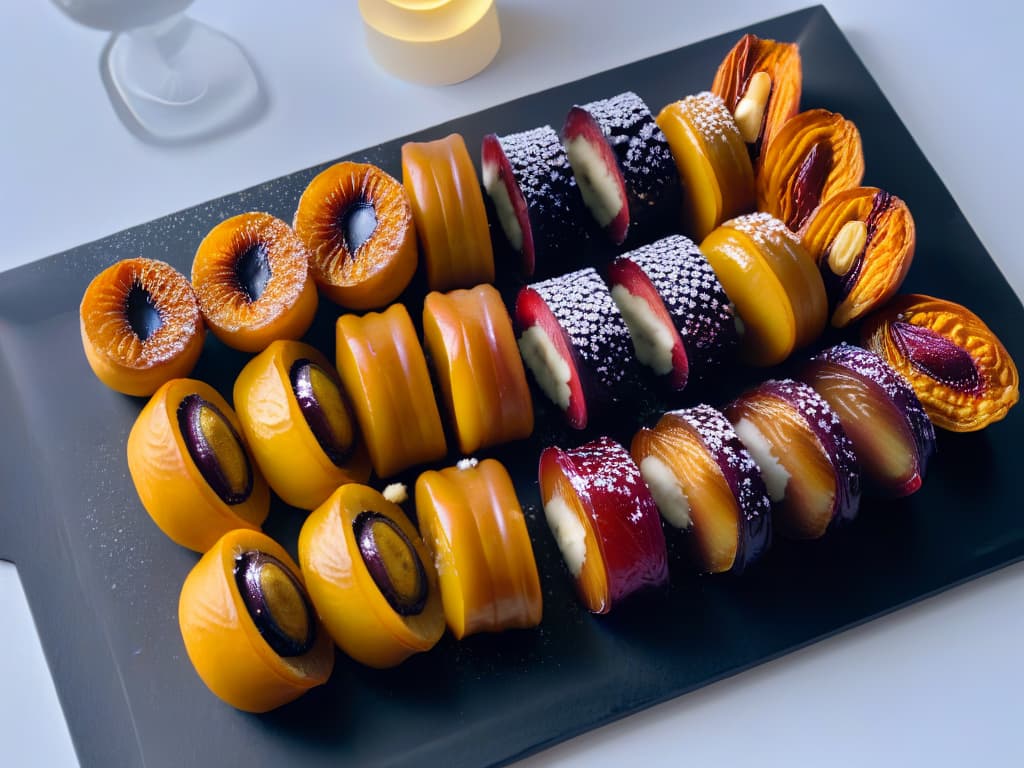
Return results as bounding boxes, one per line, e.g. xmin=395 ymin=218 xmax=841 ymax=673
xmin=801 ymin=342 xmax=935 ymax=497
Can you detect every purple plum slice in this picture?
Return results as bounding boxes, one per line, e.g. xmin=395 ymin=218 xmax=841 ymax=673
xmin=514 ymin=267 xmax=642 ymax=430
xmin=562 ymin=91 xmax=680 ymax=246
xmin=801 ymin=342 xmax=935 ymax=497
xmin=725 ymin=378 xmax=861 ymax=540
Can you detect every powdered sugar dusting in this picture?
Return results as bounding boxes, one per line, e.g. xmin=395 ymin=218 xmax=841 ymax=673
xmin=621 ymin=235 xmax=737 ymax=378
xmin=725 ymin=211 xmax=801 ymax=249
xmin=679 ymin=91 xmax=743 ymax=149
xmin=496 ymin=125 xmax=587 ymax=261
xmin=573 ymin=91 xmax=679 ymax=230
xmin=532 ymin=267 xmax=641 ymax=397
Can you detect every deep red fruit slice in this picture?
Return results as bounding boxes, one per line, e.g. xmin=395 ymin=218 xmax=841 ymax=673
xmin=563 ymin=105 xmax=631 ymax=245
xmin=539 ymin=437 xmax=668 ymax=614
xmin=514 ymin=285 xmax=587 ymax=429
xmin=606 ymin=256 xmax=689 ymax=390
xmin=563 ymin=92 xmax=680 ymax=247
xmin=515 ymin=267 xmax=642 ymax=430
xmin=482 ymin=132 xmax=537 ymax=275
xmin=481 ymin=126 xmax=589 ymax=278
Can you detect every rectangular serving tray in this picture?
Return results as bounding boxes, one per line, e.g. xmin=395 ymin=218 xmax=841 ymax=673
xmin=2 ymin=6 xmax=1023 ymax=767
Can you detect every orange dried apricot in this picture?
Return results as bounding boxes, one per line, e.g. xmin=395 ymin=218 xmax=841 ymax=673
xmin=757 ymin=109 xmax=864 ymax=231
xmin=711 ymin=33 xmax=802 ymax=158
xmin=294 ymin=161 xmax=418 ymax=310
xmin=80 ymin=257 xmax=205 ymax=396
xmin=799 ymin=187 xmax=915 ymax=327
xmin=861 ymin=294 xmax=1019 ymax=432
xmin=191 ymin=212 xmax=318 ymax=353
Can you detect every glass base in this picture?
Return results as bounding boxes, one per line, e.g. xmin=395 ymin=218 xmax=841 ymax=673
xmin=105 ymin=15 xmax=260 ymax=141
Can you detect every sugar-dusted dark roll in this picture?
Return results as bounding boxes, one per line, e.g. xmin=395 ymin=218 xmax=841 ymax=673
xmin=515 ymin=266 xmax=643 ymax=430
xmin=481 ymin=125 xmax=590 ymax=278
xmin=562 ymin=91 xmax=681 ymax=246
xmin=606 ymin=234 xmax=737 ymax=391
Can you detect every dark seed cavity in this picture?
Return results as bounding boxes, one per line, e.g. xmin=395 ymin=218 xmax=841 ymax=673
xmin=340 ymin=200 xmax=378 ymax=253
xmin=289 ymin=359 xmax=355 ymax=465
xmin=790 ymin=141 xmax=833 ymax=230
xmin=234 ymin=550 xmax=315 ymax=657
xmin=235 ymin=241 xmax=272 ymax=302
xmin=891 ymin=321 xmax=982 ymax=393
xmin=125 ymin=282 xmax=163 ymax=341
xmin=177 ymin=394 xmax=253 ymax=505
xmin=354 ymin=511 xmax=427 ymax=617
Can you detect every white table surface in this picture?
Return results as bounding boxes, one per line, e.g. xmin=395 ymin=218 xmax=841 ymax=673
xmin=2 ymin=1 xmax=1022 ymax=766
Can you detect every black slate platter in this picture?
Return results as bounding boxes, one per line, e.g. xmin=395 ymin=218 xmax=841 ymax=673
xmin=2 ymin=6 xmax=1023 ymax=767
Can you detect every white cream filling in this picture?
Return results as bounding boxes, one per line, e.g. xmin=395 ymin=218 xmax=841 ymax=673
xmin=639 ymin=456 xmax=692 ymax=530
xmin=544 ymin=493 xmax=587 ymax=577
xmin=611 ymin=285 xmax=675 ymax=375
xmin=482 ymin=158 xmax=524 ymax=252
xmin=518 ymin=326 xmax=572 ymax=410
xmin=382 ymin=482 xmax=408 ymax=505
xmin=732 ymin=416 xmax=789 ymax=502
xmin=565 ymin=135 xmax=623 ymax=228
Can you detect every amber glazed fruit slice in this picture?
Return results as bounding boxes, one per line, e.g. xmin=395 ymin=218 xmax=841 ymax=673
xmin=422 ymin=284 xmax=533 ymax=454
xmin=655 ymin=92 xmax=755 ymax=241
xmin=233 ymin=340 xmax=371 ymax=510
xmin=861 ymin=294 xmax=1019 ymax=432
xmin=700 ymin=212 xmax=826 ymax=366
xmin=294 ymin=161 xmax=417 ymax=310
xmin=538 ymin=437 xmax=668 ymax=614
xmin=631 ymin=405 xmax=771 ymax=574
xmin=757 ymin=109 xmax=864 ymax=231
xmin=415 ymin=459 xmax=543 ymax=640
xmin=191 ymin=212 xmax=318 ymax=353
xmin=402 ymin=133 xmax=495 ymax=292
xmin=725 ymin=379 xmax=860 ymax=540
xmin=799 ymin=187 xmax=915 ymax=327
xmin=298 ymin=483 xmax=445 ymax=668
xmin=711 ymin=33 xmax=802 ymax=157
xmin=80 ymin=257 xmax=205 ymax=396
xmin=336 ymin=303 xmax=447 ymax=477
xmin=127 ymin=378 xmax=270 ymax=552
xmin=178 ymin=529 xmax=334 ymax=712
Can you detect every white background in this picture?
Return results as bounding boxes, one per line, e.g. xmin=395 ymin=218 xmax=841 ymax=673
xmin=2 ymin=1 xmax=1023 ymax=765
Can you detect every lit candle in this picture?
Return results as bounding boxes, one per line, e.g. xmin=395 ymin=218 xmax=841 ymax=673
xmin=358 ymin=0 xmax=501 ymax=85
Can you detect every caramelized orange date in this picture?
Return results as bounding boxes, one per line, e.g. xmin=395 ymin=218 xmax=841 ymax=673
xmin=861 ymin=294 xmax=1019 ymax=432
xmin=757 ymin=109 xmax=864 ymax=231
xmin=799 ymin=187 xmax=915 ymax=327
xmin=711 ymin=33 xmax=802 ymax=157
